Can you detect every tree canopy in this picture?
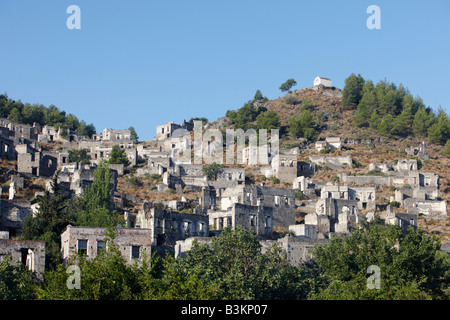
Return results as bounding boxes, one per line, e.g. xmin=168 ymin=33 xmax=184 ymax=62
xmin=0 ymin=92 xmax=96 ymax=138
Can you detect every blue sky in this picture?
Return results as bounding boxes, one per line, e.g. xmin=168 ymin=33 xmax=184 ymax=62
xmin=0 ymin=0 xmax=449 ymax=141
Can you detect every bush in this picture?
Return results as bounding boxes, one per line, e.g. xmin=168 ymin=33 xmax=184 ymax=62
xmin=295 ymin=191 xmax=304 ymax=200
xmin=389 ymin=201 xmax=401 ymax=208
xmin=271 ymin=177 xmax=281 ymax=184
xmin=283 ymin=95 xmax=299 ymax=105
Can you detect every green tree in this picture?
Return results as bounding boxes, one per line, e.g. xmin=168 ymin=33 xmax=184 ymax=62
xmin=0 ymin=255 xmax=39 ymax=300
xmin=444 ymin=139 xmax=450 ymax=158
xmin=391 ymin=101 xmax=413 ymax=136
xmin=412 ymin=106 xmax=433 ymax=137
xmin=279 ymin=78 xmax=297 ymax=93
xmin=253 ymin=89 xmax=267 ymax=102
xmin=368 ymin=110 xmax=381 ymax=130
xmin=226 ymin=100 xmax=266 ymax=130
xmin=255 ymin=110 xmax=281 ymax=130
xmin=377 ymin=114 xmax=394 ymax=137
xmin=77 ymin=160 xmax=118 ymax=228
xmin=310 ymin=219 xmax=450 ymax=300
xmin=128 ymin=126 xmax=139 ymax=143
xmin=428 ymin=108 xmax=450 ymax=145
xmin=353 ymin=81 xmax=377 ymax=127
xmin=342 ymin=73 xmax=365 ymax=110
xmin=68 ymin=148 xmax=91 ymax=164
xmin=288 ymin=110 xmax=315 ymax=139
xmin=9 ymin=107 xmax=22 ymax=123
xmin=20 ymin=172 xmax=78 ymax=270
xmin=108 ymin=145 xmax=130 ymax=166
xmin=176 ymin=226 xmax=311 ymax=299
xmin=77 ymin=120 xmax=96 ymax=138
xmin=202 ymin=162 xmax=224 ymax=181
xmin=37 ymin=229 xmax=148 ymax=300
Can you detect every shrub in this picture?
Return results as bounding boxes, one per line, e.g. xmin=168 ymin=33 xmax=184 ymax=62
xmin=271 ymin=177 xmax=281 ymax=184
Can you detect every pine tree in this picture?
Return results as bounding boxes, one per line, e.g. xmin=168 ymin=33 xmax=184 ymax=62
xmin=368 ymin=110 xmax=381 ymax=130
xmin=342 ymin=73 xmax=365 ymax=109
xmin=391 ymin=103 xmax=413 ymax=136
xmin=128 ymin=126 xmax=139 ymax=143
xmin=444 ymin=139 xmax=450 ymax=158
xmin=353 ymin=81 xmax=376 ymax=127
xmin=412 ymin=106 xmax=433 ymax=137
xmin=377 ymin=114 xmax=394 ymax=137
xmin=428 ymin=108 xmax=450 ymax=145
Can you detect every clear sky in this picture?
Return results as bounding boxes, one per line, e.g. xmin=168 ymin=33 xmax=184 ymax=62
xmin=0 ymin=0 xmax=449 ymax=141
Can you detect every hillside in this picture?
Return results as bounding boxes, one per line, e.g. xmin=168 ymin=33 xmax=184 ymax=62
xmin=206 ymin=84 xmax=450 ymax=242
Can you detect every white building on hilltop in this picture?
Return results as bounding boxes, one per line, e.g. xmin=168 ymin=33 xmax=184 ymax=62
xmin=314 ymin=77 xmax=332 ymax=87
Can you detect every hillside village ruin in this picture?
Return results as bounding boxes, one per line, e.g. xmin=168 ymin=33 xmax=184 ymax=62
xmin=0 ymin=77 xmax=448 ymax=278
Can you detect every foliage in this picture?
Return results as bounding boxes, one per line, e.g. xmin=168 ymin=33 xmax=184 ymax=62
xmin=310 ymin=219 xmax=450 ymax=300
xmin=279 ymin=78 xmax=297 ymax=93
xmin=226 ymin=99 xmax=267 ymax=131
xmin=0 ymin=93 xmax=96 ymax=137
xmin=189 ymin=117 xmax=208 ymax=125
xmin=288 ymin=110 xmax=317 ymax=141
xmin=108 ymin=145 xmax=130 ymax=166
xmin=342 ymin=73 xmax=365 ymax=109
xmin=68 ymin=148 xmax=91 ymax=164
xmin=412 ymin=106 xmax=433 ymax=138
xmin=0 ymin=255 xmax=39 ymax=300
xmin=427 ymin=108 xmax=450 ymax=145
xmin=255 ymin=110 xmax=281 ymax=130
xmin=19 ymin=172 xmax=79 ymax=270
xmin=253 ymin=89 xmax=267 ymax=102
xmin=176 ymin=226 xmax=312 ymax=299
xmin=444 ymin=139 xmax=450 ymax=158
xmin=295 ymin=190 xmax=304 ymax=200
xmin=283 ymin=95 xmax=299 ymax=105
xmin=202 ymin=162 xmax=224 ymax=181
xmin=271 ymin=177 xmax=281 ymax=184
xmin=77 ymin=160 xmax=121 ymax=228
xmin=347 ymin=76 xmax=448 ymax=143
xmin=128 ymin=126 xmax=139 ymax=143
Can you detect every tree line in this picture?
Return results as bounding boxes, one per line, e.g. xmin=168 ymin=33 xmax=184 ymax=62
xmin=0 ymin=92 xmax=96 ymax=138
xmin=343 ymin=74 xmax=450 ymax=145
xmin=1 ymin=220 xmax=449 ymax=300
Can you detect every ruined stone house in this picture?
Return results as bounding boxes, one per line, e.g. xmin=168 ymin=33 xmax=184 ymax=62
xmin=61 ymin=225 xmax=153 ymax=265
xmin=208 ymin=202 xmax=273 ymax=238
xmin=135 ymin=201 xmax=209 ymax=246
xmin=0 ymin=239 xmax=46 ymax=279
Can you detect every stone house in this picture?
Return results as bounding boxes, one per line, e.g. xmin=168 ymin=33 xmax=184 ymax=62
xmin=0 ymin=134 xmax=16 ymax=160
xmin=218 ymin=185 xmax=296 ymax=228
xmin=102 ymin=128 xmax=131 ymax=141
xmin=271 ymin=154 xmax=298 ymax=183
xmin=135 ymin=202 xmax=209 ymax=246
xmin=320 ymin=185 xmax=376 ymax=210
xmin=155 ymin=120 xmax=193 ymax=141
xmin=60 ymin=225 xmax=153 ymax=264
xmin=396 ymin=159 xmax=418 ymax=172
xmin=0 ymin=239 xmax=46 ymax=279
xmin=208 ymin=202 xmax=273 ymax=238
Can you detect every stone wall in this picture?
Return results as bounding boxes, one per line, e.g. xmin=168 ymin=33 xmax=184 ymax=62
xmin=0 ymin=239 xmax=45 ymax=279
xmin=60 ymin=225 xmax=153 ymax=264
